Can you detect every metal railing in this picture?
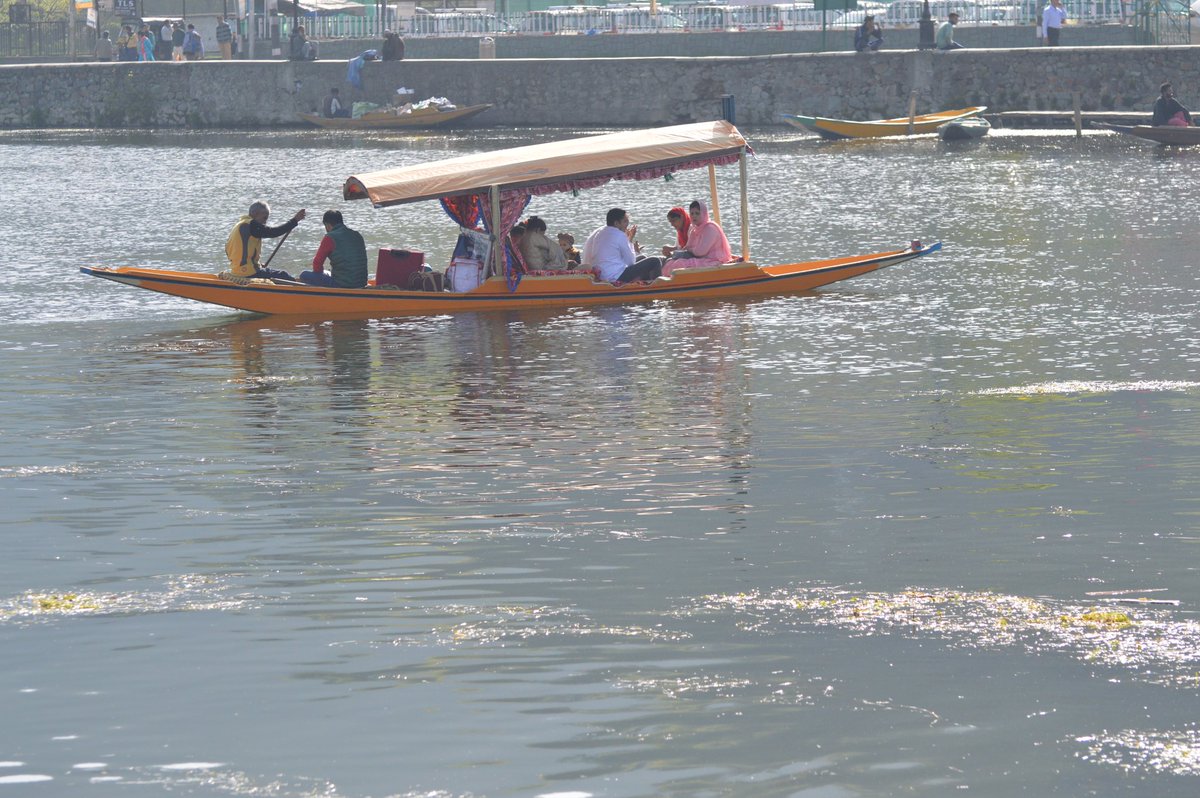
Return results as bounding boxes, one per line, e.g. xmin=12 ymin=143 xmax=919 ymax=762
xmin=2 ymin=2 xmax=1190 ymax=58
xmin=0 ymin=20 xmax=67 ymax=57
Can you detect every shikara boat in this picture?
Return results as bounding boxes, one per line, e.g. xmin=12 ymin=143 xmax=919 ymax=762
xmin=82 ymin=121 xmax=940 ymax=318
xmin=298 ymin=103 xmax=493 ymax=130
xmin=938 ymin=116 xmax=991 ymax=141
xmin=781 ymin=107 xmax=987 ymax=140
xmin=1094 ymin=122 xmax=1200 ymax=146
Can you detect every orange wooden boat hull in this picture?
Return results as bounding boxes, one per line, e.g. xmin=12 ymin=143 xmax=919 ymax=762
xmin=81 ymin=243 xmax=939 ymax=317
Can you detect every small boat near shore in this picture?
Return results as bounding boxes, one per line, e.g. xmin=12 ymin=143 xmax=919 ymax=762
xmin=298 ymin=103 xmax=493 ymax=130
xmin=938 ymin=116 xmax=991 ymax=141
xmin=781 ymin=107 xmax=987 ymax=140
xmin=1094 ymin=121 xmax=1200 ymax=146
xmin=82 ymin=121 xmax=940 ymax=318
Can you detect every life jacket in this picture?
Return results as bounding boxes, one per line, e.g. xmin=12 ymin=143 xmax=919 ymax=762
xmin=325 ymin=224 xmax=368 ymax=288
xmin=225 ymin=215 xmax=261 ymax=278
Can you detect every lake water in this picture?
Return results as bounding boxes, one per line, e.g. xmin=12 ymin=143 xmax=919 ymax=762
xmin=2 ymin=126 xmax=1199 ymax=797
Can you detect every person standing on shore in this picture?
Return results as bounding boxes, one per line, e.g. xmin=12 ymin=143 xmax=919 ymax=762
xmin=95 ymin=31 xmax=113 ymax=62
xmin=1042 ymin=0 xmax=1067 ymax=46
xmin=158 ymin=21 xmax=173 ymax=60
xmin=182 ymin=23 xmax=205 ymax=61
xmin=216 ymin=18 xmax=233 ymax=60
xmin=136 ymin=30 xmax=155 ymax=61
xmin=172 ymin=22 xmax=186 ymax=61
xmin=116 ymin=25 xmax=136 ymax=61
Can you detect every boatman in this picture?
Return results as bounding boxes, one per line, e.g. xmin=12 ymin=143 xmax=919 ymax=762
xmin=300 ymin=210 xmax=368 ymax=288
xmin=1151 ymin=82 xmax=1192 ymax=127
xmin=226 ymin=201 xmax=306 ymax=281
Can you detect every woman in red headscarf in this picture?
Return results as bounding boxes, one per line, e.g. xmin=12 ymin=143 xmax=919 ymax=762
xmin=661 ymin=199 xmax=732 ymax=278
xmin=660 ymin=206 xmax=691 ymax=258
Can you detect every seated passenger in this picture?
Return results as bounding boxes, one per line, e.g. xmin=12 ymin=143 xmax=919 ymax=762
xmin=300 ymin=210 xmax=368 ymax=288
xmin=519 ymin=216 xmax=568 ymax=271
xmin=508 ymin=224 xmax=529 ymax=273
xmin=323 ymin=87 xmax=351 ymax=119
xmin=660 ymin=206 xmax=691 ymax=258
xmin=557 ymin=232 xmax=582 ymax=267
xmin=581 ymin=207 xmax=664 ymax=284
xmin=661 ymin=200 xmax=732 ymax=278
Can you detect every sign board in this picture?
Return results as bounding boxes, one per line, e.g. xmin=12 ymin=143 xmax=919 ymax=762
xmin=813 ymin=0 xmax=858 ymax=9
xmin=113 ymin=0 xmax=137 ymax=17
xmin=87 ymin=7 xmax=97 ymax=26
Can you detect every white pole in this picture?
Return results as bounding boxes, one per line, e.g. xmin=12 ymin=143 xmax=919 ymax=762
xmin=739 ymin=150 xmax=750 ymax=263
xmin=248 ymin=0 xmax=256 ymax=59
xmin=708 ymin=163 xmax=721 ymax=227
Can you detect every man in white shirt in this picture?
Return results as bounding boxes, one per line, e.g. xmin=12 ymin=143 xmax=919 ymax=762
xmin=581 ymin=208 xmax=664 ymax=283
xmin=1042 ymin=0 xmax=1066 ymax=46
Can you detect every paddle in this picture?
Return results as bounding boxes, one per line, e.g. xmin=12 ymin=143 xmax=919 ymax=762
xmin=261 ymin=227 xmax=292 ymax=269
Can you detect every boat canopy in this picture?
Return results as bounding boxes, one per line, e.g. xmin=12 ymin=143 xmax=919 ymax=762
xmin=343 ymin=121 xmax=748 ymax=208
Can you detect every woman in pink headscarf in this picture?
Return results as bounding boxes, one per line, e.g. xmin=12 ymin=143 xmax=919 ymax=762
xmin=661 ymin=200 xmax=732 ymax=278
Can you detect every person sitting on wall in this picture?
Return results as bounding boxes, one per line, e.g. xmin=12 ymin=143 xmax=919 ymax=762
xmin=289 ymin=25 xmax=318 ymax=61
xmin=381 ymin=30 xmax=405 ymax=61
xmin=323 ymin=87 xmax=352 ymax=119
xmin=936 ymin=12 xmax=964 ymax=51
xmin=300 ymin=210 xmax=368 ymax=288
xmin=1151 ymin=82 xmax=1193 ymax=127
xmin=854 ymin=14 xmax=884 ymax=52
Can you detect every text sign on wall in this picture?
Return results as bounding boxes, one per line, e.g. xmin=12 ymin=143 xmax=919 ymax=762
xmin=114 ymin=0 xmax=137 ymax=17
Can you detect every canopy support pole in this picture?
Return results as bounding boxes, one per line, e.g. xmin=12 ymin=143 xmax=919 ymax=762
xmin=708 ymin=163 xmax=721 ymax=227
xmin=490 ymin=184 xmax=502 ymax=279
xmin=739 ymin=150 xmax=750 ymax=263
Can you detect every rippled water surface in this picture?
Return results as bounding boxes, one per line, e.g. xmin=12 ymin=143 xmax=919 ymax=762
xmin=2 ymin=127 xmax=1199 ymax=796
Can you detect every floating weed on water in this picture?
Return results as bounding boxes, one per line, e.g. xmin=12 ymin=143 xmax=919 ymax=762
xmin=1077 ymin=729 xmax=1200 ymax=776
xmin=614 ymin=673 xmax=758 ymax=701
xmin=972 ymin=379 xmax=1200 ymax=396
xmin=0 ymin=574 xmax=257 ymax=624
xmin=118 ymin=764 xmax=339 ymax=796
xmin=415 ymin=603 xmax=689 ymax=647
xmin=692 ymin=587 xmax=1200 ymax=688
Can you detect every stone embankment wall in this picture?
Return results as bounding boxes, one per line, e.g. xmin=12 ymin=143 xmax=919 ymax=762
xmin=1 ymin=45 xmax=1196 ymax=129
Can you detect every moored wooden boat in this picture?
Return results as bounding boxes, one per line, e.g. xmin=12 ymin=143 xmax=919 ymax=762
xmin=1094 ymin=121 xmax=1200 ymax=146
xmin=82 ymin=121 xmax=940 ymax=318
xmin=298 ymin=103 xmax=493 ymax=130
xmin=781 ymin=107 xmax=987 ymax=140
xmin=938 ymin=116 xmax=991 ymax=141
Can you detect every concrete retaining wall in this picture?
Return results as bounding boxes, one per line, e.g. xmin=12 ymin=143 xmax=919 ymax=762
xmin=2 ymin=44 xmax=1196 ymax=129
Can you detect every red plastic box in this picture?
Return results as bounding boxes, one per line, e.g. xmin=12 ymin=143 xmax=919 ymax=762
xmin=375 ymin=248 xmax=424 ymax=287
